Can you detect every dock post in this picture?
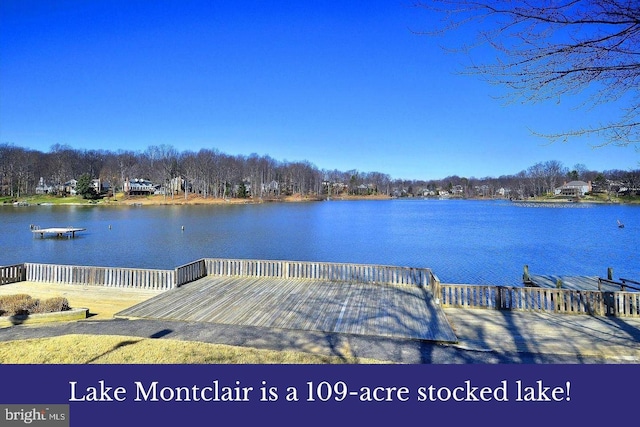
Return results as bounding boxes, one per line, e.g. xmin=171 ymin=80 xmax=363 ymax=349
xmin=523 ymin=265 xmax=531 ymax=283
xmin=495 ymin=286 xmax=503 ymax=309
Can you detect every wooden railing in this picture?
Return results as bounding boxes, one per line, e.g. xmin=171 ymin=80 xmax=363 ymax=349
xmin=0 ymin=264 xmax=26 ymax=285
xmin=25 ymin=262 xmax=175 ymax=290
xmin=621 ymin=278 xmax=640 ymax=287
xmin=8 ymin=258 xmax=640 ymax=317
xmin=439 ymin=284 xmax=640 ymax=317
xmin=599 ymin=277 xmax=640 ymax=292
xmin=616 ymin=292 xmax=640 ymax=317
xmin=175 ymin=259 xmax=207 ymax=287
xmin=4 ymin=258 xmax=436 ymax=291
xmin=203 ymin=258 xmax=434 ymax=288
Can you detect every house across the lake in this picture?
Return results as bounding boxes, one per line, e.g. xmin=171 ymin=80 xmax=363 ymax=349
xmin=35 ymin=177 xmax=54 ymax=194
xmin=556 ymin=181 xmax=592 ymax=197
xmin=124 ymin=178 xmax=156 ymax=196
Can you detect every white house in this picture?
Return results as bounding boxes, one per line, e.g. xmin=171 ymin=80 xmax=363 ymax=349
xmin=124 ymin=178 xmax=156 ymax=195
xmin=262 ymin=180 xmax=279 ymax=194
xmin=91 ymin=178 xmax=110 ymax=194
xmin=35 ymin=177 xmax=54 ymax=194
xmin=63 ymin=179 xmax=78 ymax=195
xmin=555 ymin=181 xmax=592 ymax=197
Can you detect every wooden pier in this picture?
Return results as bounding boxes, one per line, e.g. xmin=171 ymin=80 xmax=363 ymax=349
xmin=522 ymin=265 xmax=640 ymax=292
xmin=3 ymin=258 xmax=457 ymax=342
xmin=3 ymin=257 xmax=640 ymax=349
xmin=117 ymin=258 xmax=456 ymax=342
xmin=31 ymin=226 xmax=86 ymax=238
xmin=116 ymin=275 xmax=457 ymax=342
xmin=526 ymin=274 xmax=605 ymax=291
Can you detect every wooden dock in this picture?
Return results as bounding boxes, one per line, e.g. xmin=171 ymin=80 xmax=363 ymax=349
xmin=115 ymin=275 xmax=458 ymax=342
xmin=31 ymin=226 xmax=86 ymax=238
xmin=527 ymin=274 xmax=603 ymax=291
xmin=526 ymin=274 xmax=639 ymax=292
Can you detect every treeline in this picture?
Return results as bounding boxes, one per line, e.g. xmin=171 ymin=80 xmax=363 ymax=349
xmin=0 ymin=143 xmax=391 ymax=199
xmin=0 ymin=143 xmax=638 ymax=199
xmin=435 ymin=160 xmax=640 ymax=198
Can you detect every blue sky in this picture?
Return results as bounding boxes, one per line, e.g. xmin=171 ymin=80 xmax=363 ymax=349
xmin=1 ymin=0 xmax=637 ymax=180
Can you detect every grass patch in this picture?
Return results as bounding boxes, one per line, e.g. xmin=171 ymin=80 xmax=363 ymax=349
xmin=582 ymin=193 xmax=634 ymax=203
xmin=17 ymin=195 xmax=97 ymax=205
xmin=0 ymin=334 xmax=387 ymax=364
xmin=0 ymin=196 xmax=16 ymax=204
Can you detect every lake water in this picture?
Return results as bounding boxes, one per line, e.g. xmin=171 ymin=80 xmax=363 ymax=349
xmin=1 ymin=199 xmax=638 ymax=286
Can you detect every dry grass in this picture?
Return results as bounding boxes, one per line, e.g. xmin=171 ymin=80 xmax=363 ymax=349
xmin=0 ymin=294 xmax=70 ymax=316
xmin=0 ymin=334 xmax=386 ymax=364
xmin=21 ymin=192 xmax=392 ymax=207
xmin=0 ymin=282 xmax=162 ymax=321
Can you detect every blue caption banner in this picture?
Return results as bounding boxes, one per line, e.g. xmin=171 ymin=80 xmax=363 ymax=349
xmin=0 ymin=364 xmax=636 ymax=426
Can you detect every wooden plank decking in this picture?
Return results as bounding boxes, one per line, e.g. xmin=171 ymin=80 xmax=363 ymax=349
xmin=115 ymin=275 xmax=458 ymax=342
xmin=31 ymin=226 xmax=86 ymax=238
xmin=527 ymin=274 xmax=626 ymax=292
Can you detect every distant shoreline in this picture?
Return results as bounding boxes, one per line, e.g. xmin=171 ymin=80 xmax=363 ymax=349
xmin=108 ymin=193 xmax=395 ymax=206
xmin=3 ymin=193 xmax=393 ymax=207
xmin=3 ymin=193 xmax=639 ymax=207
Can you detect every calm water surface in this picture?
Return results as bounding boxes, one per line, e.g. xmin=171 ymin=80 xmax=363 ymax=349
xmin=1 ymin=199 xmax=638 ymax=286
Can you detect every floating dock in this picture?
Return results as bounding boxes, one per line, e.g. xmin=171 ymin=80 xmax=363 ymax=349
xmin=31 ymin=226 xmax=86 ymax=238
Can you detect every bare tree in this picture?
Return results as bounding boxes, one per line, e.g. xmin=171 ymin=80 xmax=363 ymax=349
xmin=0 ymin=144 xmax=19 ymax=197
xmin=417 ymin=0 xmax=640 ymax=146
xmin=194 ymin=149 xmax=217 ymax=198
xmin=180 ymin=150 xmax=199 ymax=200
xmin=0 ymin=145 xmax=36 ymax=197
xmin=568 ymin=162 xmax=589 ymax=181
xmin=145 ymin=145 xmax=179 ymax=198
xmin=115 ymin=150 xmax=140 ymax=191
xmin=48 ymin=144 xmax=80 ymax=193
xmin=543 ymin=160 xmax=568 ymax=193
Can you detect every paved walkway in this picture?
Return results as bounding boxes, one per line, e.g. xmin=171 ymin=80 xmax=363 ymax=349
xmin=443 ymin=308 xmax=640 ymax=361
xmin=1 ymin=310 xmax=640 ymax=363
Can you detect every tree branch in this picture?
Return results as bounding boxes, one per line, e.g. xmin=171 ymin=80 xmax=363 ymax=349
xmin=415 ymin=0 xmax=640 ymax=146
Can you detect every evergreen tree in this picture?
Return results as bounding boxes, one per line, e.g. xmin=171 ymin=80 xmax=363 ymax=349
xmin=76 ymin=173 xmax=98 ymax=199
